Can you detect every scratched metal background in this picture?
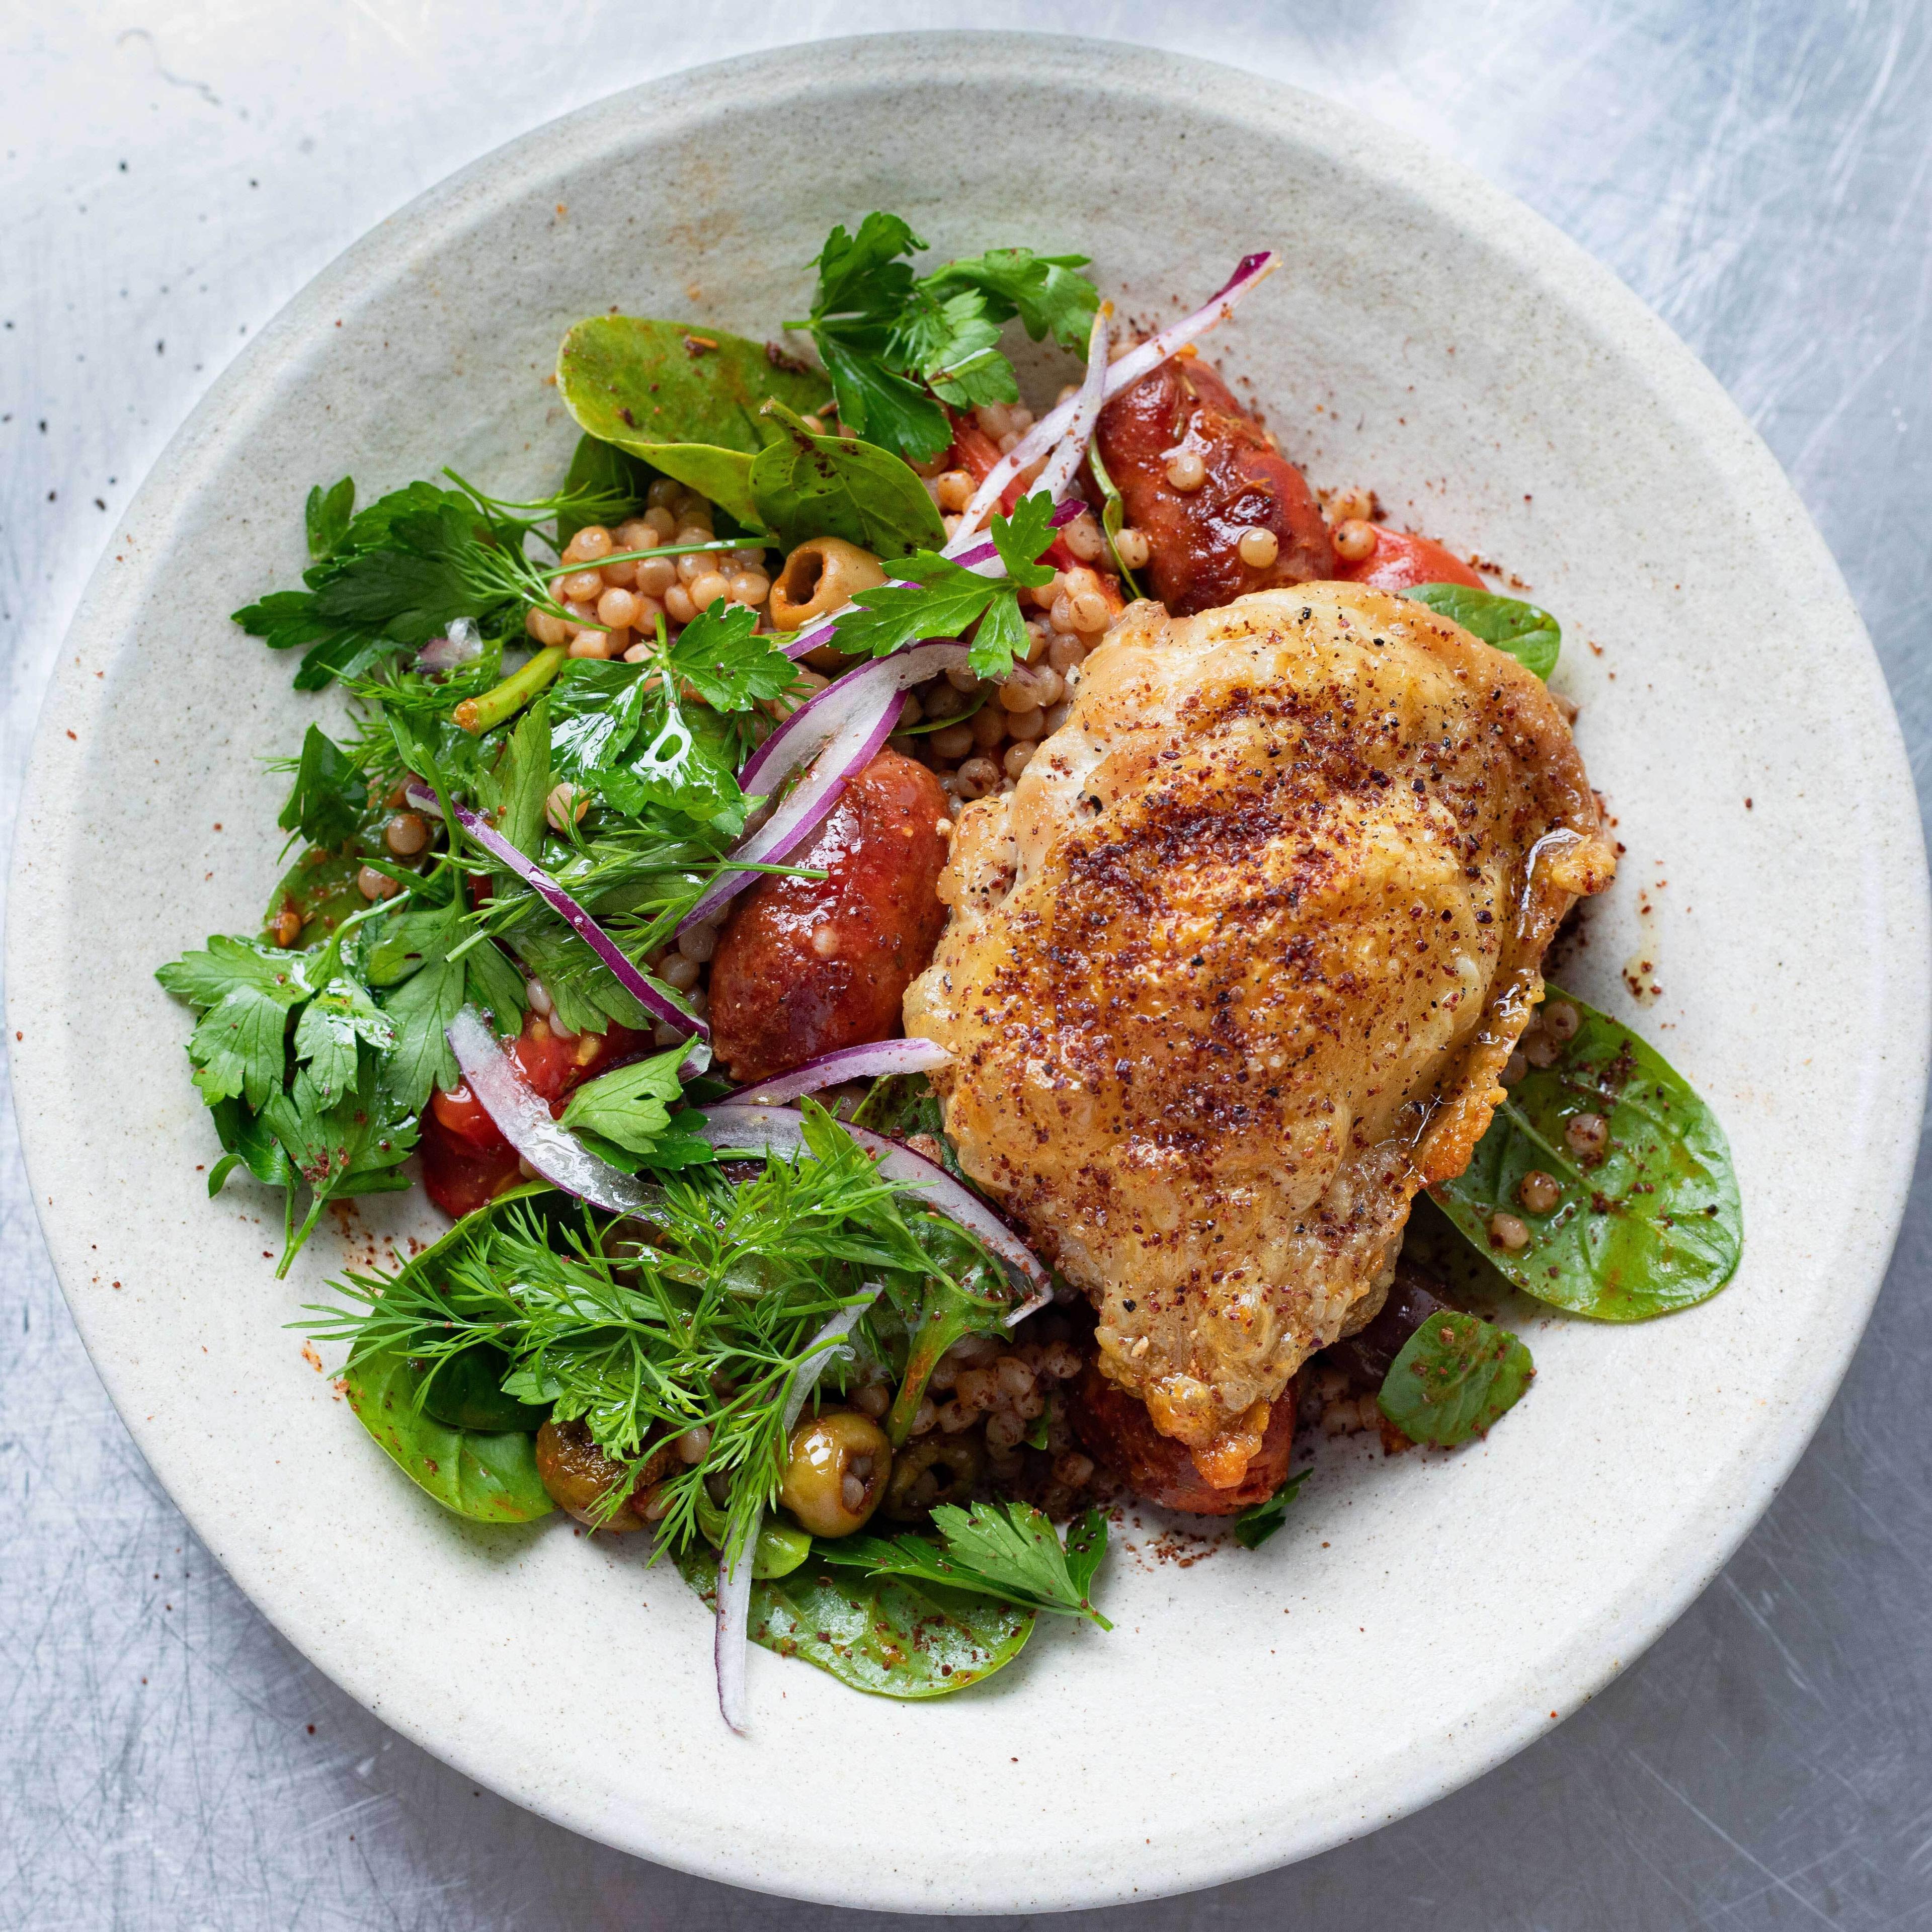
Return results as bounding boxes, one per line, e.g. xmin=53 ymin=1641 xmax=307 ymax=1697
xmin=4 ymin=3 xmax=1929 ymax=1926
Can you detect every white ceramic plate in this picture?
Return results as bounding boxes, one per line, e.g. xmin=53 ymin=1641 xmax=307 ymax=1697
xmin=11 ymin=33 xmax=1927 ymax=1914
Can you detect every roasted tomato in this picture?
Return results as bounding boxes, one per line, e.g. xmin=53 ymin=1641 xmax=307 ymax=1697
xmin=1092 ymin=351 xmax=1333 ymax=613
xmin=1333 ymin=524 xmax=1485 ymax=592
xmin=708 ymin=750 xmax=951 ymax=1084
xmin=418 ymin=1008 xmax=641 ymax=1219
xmin=1069 ymin=1359 xmax=1304 ymax=1515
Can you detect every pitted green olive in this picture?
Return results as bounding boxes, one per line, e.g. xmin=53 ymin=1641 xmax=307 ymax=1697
xmin=883 ymin=1435 xmax=983 ymax=1522
xmin=778 ymin=1410 xmax=891 ymax=1537
xmin=534 ymin=1418 xmax=671 ymax=1531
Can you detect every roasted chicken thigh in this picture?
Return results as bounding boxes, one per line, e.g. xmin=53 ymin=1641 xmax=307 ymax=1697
xmin=904 ymin=584 xmax=1615 ymax=1490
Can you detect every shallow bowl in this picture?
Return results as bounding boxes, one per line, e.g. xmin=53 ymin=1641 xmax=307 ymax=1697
xmin=10 ymin=31 xmax=1927 ymax=1914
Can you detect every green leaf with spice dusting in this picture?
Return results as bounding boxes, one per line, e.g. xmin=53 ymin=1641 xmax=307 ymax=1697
xmin=343 ymin=1341 xmax=553 ymax=1523
xmin=555 ymin=317 xmax=831 ymax=526
xmin=1377 ymin=1310 xmax=1534 ymax=1446
xmin=749 ymin=401 xmax=944 ymax=557
xmin=674 ymin=1541 xmax=1033 ymax=1698
xmin=1433 ymin=987 xmax=1742 ymax=1320
xmin=1400 ymin=584 xmax=1561 ymax=680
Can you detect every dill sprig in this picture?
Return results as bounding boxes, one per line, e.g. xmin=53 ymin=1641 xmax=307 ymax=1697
xmin=307 ymin=1105 xmax=977 ymax=1557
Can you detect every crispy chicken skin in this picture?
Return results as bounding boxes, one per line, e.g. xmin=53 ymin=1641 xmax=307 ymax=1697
xmin=904 ymin=584 xmax=1614 ymax=1490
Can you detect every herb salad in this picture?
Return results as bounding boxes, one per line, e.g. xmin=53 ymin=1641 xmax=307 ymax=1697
xmin=158 ymin=214 xmax=1742 ymax=1727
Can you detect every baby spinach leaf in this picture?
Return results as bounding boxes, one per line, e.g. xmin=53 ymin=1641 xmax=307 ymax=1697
xmin=416 ymin=1342 xmax=549 ymax=1433
xmin=1232 ymin=1468 xmax=1310 ymax=1550
xmin=263 ymin=846 xmax=367 ymax=948
xmin=558 ymin=434 xmax=654 ymax=548
xmin=1401 ymin=584 xmax=1561 ymax=680
xmin=555 ymin=317 xmax=830 ymax=527
xmin=1377 ymin=1310 xmax=1534 ymax=1446
xmin=749 ymin=401 xmax=944 ymax=557
xmin=343 ymin=1341 xmax=553 ymax=1523
xmin=1434 ymin=987 xmax=1742 ymax=1320
xmin=675 ymin=1542 xmax=1033 ymax=1699
xmin=1399 ymin=1192 xmax=1514 ymax=1308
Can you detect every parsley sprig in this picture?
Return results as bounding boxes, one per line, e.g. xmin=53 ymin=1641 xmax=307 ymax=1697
xmin=822 ymin=1500 xmax=1112 ymax=1628
xmin=820 ymin=490 xmax=1059 ymax=678
xmin=792 ymin=213 xmax=1099 ymax=464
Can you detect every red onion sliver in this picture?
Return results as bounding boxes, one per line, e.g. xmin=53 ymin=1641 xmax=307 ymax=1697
xmin=444 ymin=1006 xmax=667 ymax=1214
xmin=714 ymin=1518 xmax=756 ymax=1736
xmin=415 ymin=617 xmax=484 ymax=672
xmin=1027 ymin=305 xmax=1111 ymax=509
xmin=735 ymin=1037 xmax=952 ymax=1105
xmin=676 ymin=643 xmax=966 ymax=937
xmin=716 ymin=1286 xmax=882 ymax=1733
xmin=950 ymin=252 xmax=1280 ymax=545
xmin=695 ymin=1105 xmax=1052 ymax=1322
xmin=406 ymin=782 xmax=706 ymax=1045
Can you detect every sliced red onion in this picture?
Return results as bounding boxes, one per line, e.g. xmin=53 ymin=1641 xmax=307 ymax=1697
xmin=444 ymin=1006 xmax=667 ymax=1214
xmin=949 ymin=252 xmax=1280 ymax=546
xmin=717 ymin=1285 xmax=883 ymax=1732
xmin=406 ymin=782 xmax=705 ymax=1045
xmin=415 ymin=616 xmax=483 ymax=672
xmin=779 ymin=500 xmax=1085 ymax=661
xmin=1026 ymin=305 xmax=1111 ymax=510
xmin=735 ymin=1037 xmax=952 ymax=1104
xmin=713 ymin=1521 xmax=756 ymax=1736
xmin=695 ymin=1105 xmax=1051 ymax=1321
xmin=676 ymin=643 xmax=966 ymax=937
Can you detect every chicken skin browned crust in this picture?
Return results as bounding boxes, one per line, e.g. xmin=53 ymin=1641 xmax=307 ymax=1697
xmin=904 ymin=584 xmax=1615 ymax=1491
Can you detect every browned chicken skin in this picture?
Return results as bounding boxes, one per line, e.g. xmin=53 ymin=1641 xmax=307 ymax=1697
xmin=1092 ymin=351 xmax=1335 ymax=613
xmin=905 ymin=585 xmax=1614 ymax=1492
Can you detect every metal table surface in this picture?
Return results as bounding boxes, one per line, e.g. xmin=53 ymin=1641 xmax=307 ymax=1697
xmin=4 ymin=4 xmax=1928 ymax=1926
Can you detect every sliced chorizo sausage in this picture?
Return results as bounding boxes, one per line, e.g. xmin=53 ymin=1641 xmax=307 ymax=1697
xmin=1092 ymin=351 xmax=1334 ymax=615
xmin=1069 ymin=1359 xmax=1304 ymax=1515
xmin=708 ymin=749 xmax=951 ymax=1084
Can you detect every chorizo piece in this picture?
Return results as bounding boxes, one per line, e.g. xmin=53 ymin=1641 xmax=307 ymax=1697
xmin=1092 ymin=351 xmax=1334 ymax=614
xmin=709 ymin=749 xmax=951 ymax=1083
xmin=1070 ymin=1359 xmax=1304 ymax=1515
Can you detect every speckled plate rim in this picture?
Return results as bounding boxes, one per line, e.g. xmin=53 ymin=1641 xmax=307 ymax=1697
xmin=10 ymin=31 xmax=1929 ymax=1913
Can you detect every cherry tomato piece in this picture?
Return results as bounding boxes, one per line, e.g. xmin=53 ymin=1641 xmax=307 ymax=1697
xmin=1332 ymin=525 xmax=1485 ymax=591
